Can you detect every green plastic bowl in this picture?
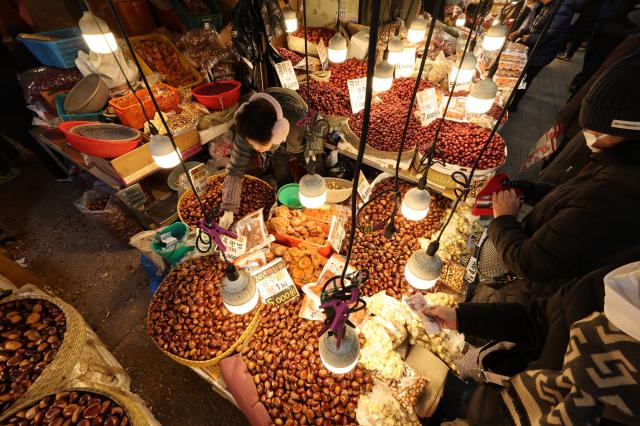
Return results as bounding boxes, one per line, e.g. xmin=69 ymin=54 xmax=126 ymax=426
xmin=152 ymin=222 xmax=193 ymax=265
xmin=278 ymin=183 xmax=303 ymax=209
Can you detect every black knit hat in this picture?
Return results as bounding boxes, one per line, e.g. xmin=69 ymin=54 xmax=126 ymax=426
xmin=579 ymin=54 xmax=640 ymax=138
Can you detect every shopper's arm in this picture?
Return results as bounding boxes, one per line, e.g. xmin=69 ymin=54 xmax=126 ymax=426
xmin=457 ymin=302 xmax=547 ymax=346
xmin=222 ymin=136 xmax=253 ymax=213
xmin=526 ymin=3 xmax=574 ymax=46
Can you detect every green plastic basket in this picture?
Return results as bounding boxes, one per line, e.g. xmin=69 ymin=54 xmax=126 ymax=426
xmin=152 ymin=222 xmax=193 ymax=265
xmin=277 ymin=183 xmax=303 ymax=209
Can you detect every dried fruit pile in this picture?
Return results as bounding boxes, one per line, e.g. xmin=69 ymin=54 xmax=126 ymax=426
xmin=268 ymin=206 xmax=328 ymax=246
xmin=349 ymin=180 xmax=448 ymax=298
xmin=132 ymin=39 xmax=194 ymax=88
xmin=418 ymin=119 xmax=506 ymax=169
xmin=4 ymin=390 xmax=130 ymax=426
xmin=276 ymin=47 xmax=304 ymax=65
xmin=267 ymin=243 xmax=327 ymax=288
xmin=179 ymin=175 xmax=275 ymax=227
xmin=0 ymin=299 xmax=67 ymax=412
xmin=241 ymin=300 xmax=373 ymax=425
xmin=148 ymin=256 xmax=258 ymax=361
xmin=291 ymin=28 xmax=336 ymax=46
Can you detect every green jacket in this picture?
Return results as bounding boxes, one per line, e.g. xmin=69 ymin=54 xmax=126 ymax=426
xmin=222 ymin=88 xmax=308 ymax=213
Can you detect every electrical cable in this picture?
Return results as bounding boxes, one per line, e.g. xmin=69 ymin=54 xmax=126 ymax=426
xmin=339 ymin=0 xmax=383 ymax=284
xmin=106 ymin=0 xmax=207 ymax=218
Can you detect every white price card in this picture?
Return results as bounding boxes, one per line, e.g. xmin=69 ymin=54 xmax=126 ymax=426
xmin=328 ymin=215 xmax=346 ymax=253
xmin=395 ymin=47 xmax=416 ymax=78
xmin=518 ymin=76 xmax=527 ymax=90
xmin=316 ymin=38 xmax=329 ymax=70
xmin=416 ymin=88 xmax=439 ymax=126
xmin=219 ymin=234 xmax=247 ymax=261
xmin=347 ymin=77 xmax=367 ymax=114
xmin=449 ymin=78 xmax=472 ymax=93
xmin=275 ymin=60 xmax=299 ymax=90
xmin=188 ymin=163 xmax=209 ymax=196
xmin=357 ymin=171 xmax=371 ymax=203
xmin=251 ymin=258 xmax=300 ymax=306
xmin=298 ymin=295 xmax=325 ymax=321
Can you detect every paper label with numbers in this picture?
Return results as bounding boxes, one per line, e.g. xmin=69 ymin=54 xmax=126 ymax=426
xmin=347 ymin=77 xmax=367 ymax=114
xmin=188 ymin=163 xmax=208 ymax=196
xmin=416 ymin=88 xmax=439 ymax=126
xmin=219 ymin=234 xmax=246 ymax=260
xmin=328 ymin=215 xmax=346 ymax=253
xmin=449 ymin=79 xmax=472 ymax=92
xmin=518 ymin=75 xmax=527 ymax=90
xmin=251 ymin=258 xmax=299 ymax=306
xmin=357 ymin=171 xmax=371 ymax=202
xmin=316 ymin=38 xmax=328 ymax=70
xmin=298 ymin=295 xmax=325 ymax=321
xmin=395 ymin=47 xmax=416 ymax=78
xmin=275 ymin=60 xmax=299 ymax=90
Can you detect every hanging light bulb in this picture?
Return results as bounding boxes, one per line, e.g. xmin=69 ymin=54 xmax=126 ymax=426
xmin=407 ymin=15 xmax=427 ymax=43
xmin=220 ymin=264 xmax=259 ymax=315
xmin=149 ymin=134 xmax=180 ymax=169
xmin=482 ymin=24 xmax=507 ymax=52
xmin=79 ymin=11 xmax=118 ymax=54
xmin=282 ymin=4 xmax=298 ymax=33
xmin=455 ymin=13 xmax=466 ymax=27
xmin=467 ymin=78 xmax=498 ymax=114
xmin=328 ymin=32 xmax=348 ymax=63
xmin=299 ymin=174 xmax=327 ymax=208
xmin=404 ymin=247 xmax=442 ymax=290
xmin=319 ymin=326 xmax=360 ymax=374
xmin=401 ymin=187 xmax=432 ymax=221
xmin=373 ymin=52 xmax=394 ymax=92
xmin=449 ymin=53 xmax=477 ymax=87
xmin=387 ymin=35 xmax=404 ymax=65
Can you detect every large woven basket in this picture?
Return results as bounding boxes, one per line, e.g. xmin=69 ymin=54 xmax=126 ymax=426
xmin=0 ymin=292 xmax=86 ymax=415
xmin=342 ymin=120 xmax=416 ymax=163
xmin=0 ymin=383 xmax=158 ymax=425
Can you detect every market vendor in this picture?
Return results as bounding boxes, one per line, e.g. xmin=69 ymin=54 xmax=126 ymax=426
xmin=470 ymin=54 xmax=640 ymax=305
xmin=219 ymin=88 xmax=308 ymax=229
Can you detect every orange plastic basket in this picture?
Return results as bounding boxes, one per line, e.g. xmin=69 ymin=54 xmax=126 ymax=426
xmin=108 ymin=83 xmax=180 ymax=129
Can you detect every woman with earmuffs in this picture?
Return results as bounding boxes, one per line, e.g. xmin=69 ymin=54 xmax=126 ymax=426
xmin=219 ymin=88 xmax=309 ymax=229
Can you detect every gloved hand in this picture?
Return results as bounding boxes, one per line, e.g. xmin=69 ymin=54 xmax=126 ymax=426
xmin=501 ymin=179 xmax=534 ymax=200
xmin=219 ymin=211 xmax=234 ymax=230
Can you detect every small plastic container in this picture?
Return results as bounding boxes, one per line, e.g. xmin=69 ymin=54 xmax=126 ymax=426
xmin=17 ymin=28 xmax=88 ymax=69
xmin=152 ymin=222 xmax=193 ymax=265
xmin=277 ymin=183 xmax=303 ymax=209
xmin=192 ymin=81 xmax=241 ymax=111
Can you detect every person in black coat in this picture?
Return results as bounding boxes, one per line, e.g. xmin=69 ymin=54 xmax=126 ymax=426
xmin=507 ymin=0 xmax=581 ymax=112
xmin=470 ymin=54 xmax=640 ymax=305
xmin=427 ymin=247 xmax=640 ymax=425
xmin=557 ymin=0 xmax=604 ymax=60
xmin=510 ymin=0 xmax=540 ymax=34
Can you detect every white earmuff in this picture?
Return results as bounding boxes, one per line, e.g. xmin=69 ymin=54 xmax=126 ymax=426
xmin=234 ymin=92 xmax=290 ymax=144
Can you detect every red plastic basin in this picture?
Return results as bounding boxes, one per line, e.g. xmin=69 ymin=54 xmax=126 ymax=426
xmin=58 ymin=121 xmax=141 ymax=159
xmin=192 ymin=80 xmax=241 ymax=111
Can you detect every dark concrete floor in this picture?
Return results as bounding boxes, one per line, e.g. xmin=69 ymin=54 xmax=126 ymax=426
xmin=0 ymin=166 xmax=247 ymax=425
xmin=0 ymin=51 xmax=581 ymax=426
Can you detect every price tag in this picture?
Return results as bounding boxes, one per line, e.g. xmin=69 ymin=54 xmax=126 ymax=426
xmin=298 ymin=295 xmax=325 ymax=321
xmin=188 ymin=163 xmax=208 ymax=196
xmin=395 ymin=48 xmax=416 ymax=78
xmin=219 ymin=234 xmax=247 ymax=260
xmin=275 ymin=60 xmax=300 ymax=90
xmin=251 ymin=258 xmax=300 ymax=306
xmin=449 ymin=78 xmax=472 ymax=92
xmin=357 ymin=171 xmax=371 ymax=202
xmin=316 ymin=38 xmax=329 ymax=70
xmin=328 ymin=215 xmax=346 ymax=253
xmin=416 ymin=88 xmax=439 ymax=126
xmin=518 ymin=76 xmax=527 ymax=90
xmin=347 ymin=77 xmax=367 ymax=114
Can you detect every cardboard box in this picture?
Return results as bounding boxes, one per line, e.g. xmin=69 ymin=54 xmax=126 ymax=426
xmin=91 ymin=128 xmax=201 ymax=186
xmin=405 ymin=343 xmax=450 ymax=419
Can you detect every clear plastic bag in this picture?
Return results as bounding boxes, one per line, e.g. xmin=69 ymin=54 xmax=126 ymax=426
xmin=235 ymin=208 xmax=271 ymax=253
xmin=356 ymin=382 xmax=420 ymax=426
xmin=74 ymin=188 xmax=143 ymax=244
xmin=17 ymin=67 xmax=83 ymax=104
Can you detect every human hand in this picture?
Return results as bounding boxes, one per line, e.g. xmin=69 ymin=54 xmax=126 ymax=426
xmin=508 ymin=31 xmax=519 ymax=41
xmin=492 ymin=189 xmax=521 ymax=217
xmin=219 ymin=211 xmax=234 ymax=230
xmin=421 ymin=305 xmax=458 ymax=330
xmin=522 ymin=34 xmax=529 ymax=42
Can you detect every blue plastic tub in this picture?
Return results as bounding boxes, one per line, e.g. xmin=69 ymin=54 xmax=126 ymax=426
xmin=18 ymin=28 xmax=88 ymax=69
xmin=55 ymin=93 xmax=104 ymax=122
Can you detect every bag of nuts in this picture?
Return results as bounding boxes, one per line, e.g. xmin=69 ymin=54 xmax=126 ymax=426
xmin=356 ymin=381 xmax=421 ymax=426
xmin=0 ymin=284 xmax=131 ymax=416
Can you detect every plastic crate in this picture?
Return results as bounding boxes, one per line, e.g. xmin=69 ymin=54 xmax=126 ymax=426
xmin=55 ymin=93 xmax=104 ymax=122
xmin=171 ymin=0 xmax=222 ymax=30
xmin=17 ymin=28 xmax=88 ymax=69
xmin=108 ymin=83 xmax=180 ymax=129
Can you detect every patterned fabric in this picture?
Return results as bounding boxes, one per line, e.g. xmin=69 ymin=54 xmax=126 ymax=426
xmin=502 ymin=312 xmax=640 ymax=426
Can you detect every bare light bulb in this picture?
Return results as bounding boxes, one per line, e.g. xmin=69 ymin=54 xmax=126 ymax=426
xmin=299 ymin=174 xmax=327 ymax=208
xmin=373 ymin=58 xmax=394 ymax=92
xmin=319 ymin=326 xmax=359 ymax=375
xmin=79 ymin=11 xmax=118 ymax=54
xmin=404 ymin=248 xmax=442 ymax=290
xmin=401 ymin=187 xmax=432 ymax=221
xmin=455 ymin=13 xmax=466 ymax=27
xmin=407 ymin=15 xmax=427 ymax=43
xmin=282 ymin=5 xmax=298 ymax=33
xmin=482 ymin=24 xmax=507 ymax=52
xmin=149 ymin=134 xmax=180 ymax=169
xmin=220 ymin=266 xmax=259 ymax=315
xmin=449 ymin=53 xmax=477 ymax=87
xmin=467 ymin=78 xmax=498 ymax=114
xmin=328 ymin=33 xmax=348 ymax=63
xmin=387 ymin=35 xmax=404 ymax=65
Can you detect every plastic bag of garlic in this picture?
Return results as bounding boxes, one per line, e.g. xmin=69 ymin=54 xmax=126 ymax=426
xmin=356 ymin=381 xmax=421 ymax=426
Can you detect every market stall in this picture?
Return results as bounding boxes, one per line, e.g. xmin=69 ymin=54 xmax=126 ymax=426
xmin=7 ymin=0 xmax=540 ymax=423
